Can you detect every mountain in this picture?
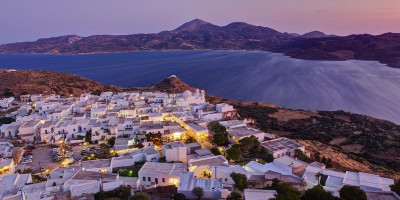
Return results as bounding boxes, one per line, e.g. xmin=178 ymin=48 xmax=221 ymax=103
xmin=1 ymin=70 xmax=400 ymax=179
xmin=299 ymin=31 xmax=337 ymax=38
xmin=1 ymin=19 xmax=400 ymax=67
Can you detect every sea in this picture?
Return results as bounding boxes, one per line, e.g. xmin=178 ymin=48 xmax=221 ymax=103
xmin=1 ymin=50 xmax=400 ymax=124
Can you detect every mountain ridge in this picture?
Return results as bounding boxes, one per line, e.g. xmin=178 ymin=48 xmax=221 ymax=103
xmin=1 ymin=19 xmax=400 ymax=67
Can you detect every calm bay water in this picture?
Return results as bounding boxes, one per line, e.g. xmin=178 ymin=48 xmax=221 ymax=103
xmin=0 ymin=50 xmax=400 ymax=124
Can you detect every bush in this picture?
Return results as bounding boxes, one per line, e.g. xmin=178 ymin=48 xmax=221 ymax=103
xmin=391 ymin=180 xmax=400 ymax=196
xmin=94 ymin=185 xmax=131 ymax=200
xmin=339 ymin=185 xmax=366 ymax=200
xmin=226 ymin=145 xmax=242 ymax=162
xmin=119 ymin=169 xmax=139 ymax=177
xmin=226 ymin=191 xmax=242 ymax=200
xmin=230 ymin=172 xmax=248 ymax=191
xmin=272 ymin=182 xmax=301 ymax=200
xmin=173 ymin=193 xmax=186 ymax=200
xmin=301 ymin=185 xmax=339 ymax=200
xmin=107 ymin=137 xmax=116 ymax=147
xmin=213 ymin=132 xmax=229 ymax=146
xmin=192 ymin=187 xmax=204 ymax=200
xmin=129 ymin=193 xmax=150 ymax=200
xmin=211 ymin=147 xmax=222 ymax=155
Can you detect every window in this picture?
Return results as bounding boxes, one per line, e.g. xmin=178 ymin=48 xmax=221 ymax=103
xmin=162 ymin=178 xmax=165 ymax=183
xmin=148 ymin=177 xmax=151 ymax=182
xmin=155 ymin=178 xmax=158 ymax=184
xmin=225 ymin=178 xmax=227 ymax=182
xmin=143 ymin=177 xmax=145 ymax=181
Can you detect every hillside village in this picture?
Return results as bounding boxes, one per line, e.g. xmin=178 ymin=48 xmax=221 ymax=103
xmin=0 ymin=81 xmax=398 ymax=200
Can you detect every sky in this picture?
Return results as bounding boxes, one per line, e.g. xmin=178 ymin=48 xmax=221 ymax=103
xmin=1 ymin=0 xmax=400 ymax=44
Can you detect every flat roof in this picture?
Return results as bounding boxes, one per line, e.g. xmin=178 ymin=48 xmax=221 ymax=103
xmin=194 ymin=148 xmax=212 ymax=156
xmin=0 ymin=158 xmax=12 ymax=168
xmin=139 ymin=162 xmax=186 ymax=176
xmin=81 ymin=159 xmax=111 ymax=169
xmin=219 ymin=120 xmax=245 ymax=128
xmin=71 ymin=170 xmax=118 ymax=181
xmin=229 ymin=127 xmax=264 ymax=138
xmin=244 ymin=189 xmax=277 ymax=200
xmin=163 ymin=141 xmax=186 ymax=150
xmin=260 ymin=137 xmax=303 ymax=152
xmin=187 ymin=123 xmax=207 ymax=132
xmin=189 ymin=155 xmax=228 ymax=167
xmin=178 ymin=172 xmax=222 ymax=191
xmin=20 ymin=120 xmax=40 ymax=128
xmin=274 ymin=156 xmax=307 ymax=168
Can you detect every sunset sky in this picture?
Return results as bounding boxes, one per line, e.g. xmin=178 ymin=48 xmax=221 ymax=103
xmin=1 ymin=0 xmax=400 ymax=44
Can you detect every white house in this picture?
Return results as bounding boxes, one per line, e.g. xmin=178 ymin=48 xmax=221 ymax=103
xmin=18 ymin=120 xmax=41 ymax=142
xmin=178 ymin=172 xmax=228 ymax=199
xmin=64 ymin=170 xmax=122 ymax=197
xmin=138 ymin=162 xmax=186 ymax=187
xmin=228 ymin=127 xmax=271 ymax=143
xmin=0 ymin=173 xmax=32 ymax=199
xmin=81 ymin=159 xmax=112 ymax=173
xmin=219 ymin=120 xmax=246 ymax=129
xmin=0 ymin=158 xmax=15 ymax=175
xmin=260 ymin=137 xmax=305 ymax=158
xmin=111 ymin=146 xmax=159 ymax=170
xmin=2 ymin=122 xmax=22 ymax=138
xmin=91 ymin=107 xmax=107 ymax=119
xmin=212 ymin=165 xmax=248 ymax=186
xmin=0 ymin=97 xmax=15 ymax=108
xmin=303 ymin=165 xmax=394 ymax=193
xmin=40 ymin=120 xmax=59 ymax=143
xmin=0 ymin=141 xmax=14 ymax=158
xmin=162 ymin=141 xmax=188 ymax=163
xmin=188 ymin=155 xmax=229 ymax=178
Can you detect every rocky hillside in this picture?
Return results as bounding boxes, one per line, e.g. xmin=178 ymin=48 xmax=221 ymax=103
xmin=0 ymin=69 xmax=120 ymax=97
xmin=2 ymin=70 xmax=400 ymax=179
xmin=1 ymin=19 xmax=400 ymax=67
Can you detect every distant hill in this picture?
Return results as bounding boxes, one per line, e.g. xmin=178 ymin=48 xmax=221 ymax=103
xmin=1 ymin=19 xmax=400 ymax=67
xmin=0 ymin=69 xmax=119 ymax=97
xmin=299 ymin=31 xmax=338 ymax=38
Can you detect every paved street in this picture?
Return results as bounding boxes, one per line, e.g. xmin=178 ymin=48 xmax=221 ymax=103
xmin=27 ymin=147 xmax=61 ymax=172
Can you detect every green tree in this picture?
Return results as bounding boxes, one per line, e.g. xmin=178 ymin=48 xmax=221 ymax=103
xmin=192 ymin=187 xmax=204 ymax=200
xmin=239 ymin=135 xmax=260 ymax=152
xmin=339 ymin=185 xmax=366 ymax=200
xmin=207 ymin=121 xmax=227 ymax=135
xmin=98 ymin=143 xmax=111 ymax=159
xmin=295 ymin=149 xmax=309 ymax=162
xmin=107 ymin=137 xmax=116 ymax=147
xmin=230 ymin=172 xmax=248 ymax=191
xmin=210 ymin=147 xmax=222 ymax=155
xmin=174 ymin=193 xmax=186 ymax=200
xmin=3 ymin=88 xmax=15 ymax=97
xmin=391 ymin=180 xmax=400 ymax=196
xmin=185 ymin=136 xmax=196 ymax=143
xmin=301 ymin=185 xmax=339 ymax=200
xmin=85 ymin=131 xmax=92 ymax=143
xmin=213 ymin=132 xmax=228 ymax=146
xmin=129 ymin=193 xmax=150 ymax=200
xmin=91 ymin=90 xmax=102 ymax=96
xmin=271 ymin=182 xmax=301 ymax=200
xmin=226 ymin=145 xmax=242 ymax=162
xmin=226 ymin=191 xmax=243 ymax=200
xmin=266 ymin=154 xmax=274 ymax=163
